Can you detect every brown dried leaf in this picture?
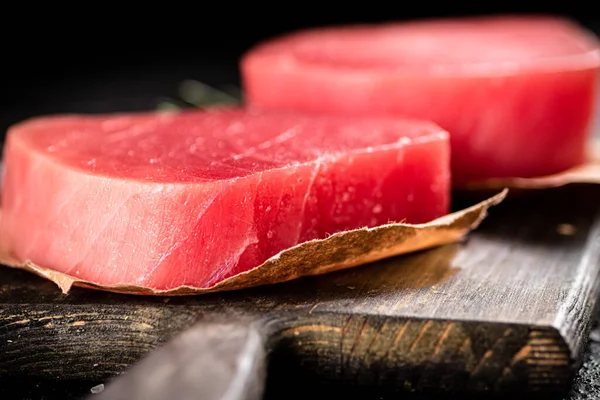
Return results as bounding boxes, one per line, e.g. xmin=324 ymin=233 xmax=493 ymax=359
xmin=0 ymin=190 xmax=507 ymax=296
xmin=460 ymin=141 xmax=600 ymax=190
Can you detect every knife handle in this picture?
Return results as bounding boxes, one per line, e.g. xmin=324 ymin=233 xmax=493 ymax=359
xmin=90 ymin=319 xmax=266 ymax=400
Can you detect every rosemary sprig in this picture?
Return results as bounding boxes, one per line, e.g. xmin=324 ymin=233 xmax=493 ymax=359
xmin=155 ymin=97 xmax=191 ymax=111
xmin=156 ymin=80 xmax=242 ymax=111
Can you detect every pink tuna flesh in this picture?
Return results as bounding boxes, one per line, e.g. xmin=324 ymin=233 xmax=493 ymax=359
xmin=0 ymin=108 xmax=450 ymax=290
xmin=241 ymin=15 xmax=600 ymax=184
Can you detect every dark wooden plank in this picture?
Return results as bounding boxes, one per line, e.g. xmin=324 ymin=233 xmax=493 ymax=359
xmin=0 ymin=185 xmax=599 ymax=398
xmin=298 ymin=186 xmax=600 ymax=350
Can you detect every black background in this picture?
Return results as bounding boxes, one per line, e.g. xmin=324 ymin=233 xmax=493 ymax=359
xmin=2 ymin=6 xmax=599 ymax=124
xmin=5 ymin=6 xmax=600 ymax=76
xmin=3 ymin=5 xmax=599 ymax=106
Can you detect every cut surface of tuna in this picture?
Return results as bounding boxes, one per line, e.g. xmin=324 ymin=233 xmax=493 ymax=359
xmin=0 ymin=108 xmax=450 ymax=290
xmin=241 ymin=15 xmax=600 ymax=184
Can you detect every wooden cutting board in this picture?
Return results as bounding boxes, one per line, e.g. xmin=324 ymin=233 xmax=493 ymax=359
xmin=0 ymin=184 xmax=599 ymax=400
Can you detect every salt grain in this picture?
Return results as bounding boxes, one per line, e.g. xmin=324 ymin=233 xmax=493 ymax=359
xmin=556 ymin=223 xmax=576 ymax=236
xmin=90 ymin=384 xmax=104 ymax=394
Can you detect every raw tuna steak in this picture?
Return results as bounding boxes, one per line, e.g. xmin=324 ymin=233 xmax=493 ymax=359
xmin=241 ymin=15 xmax=600 ymax=184
xmin=0 ymin=109 xmax=450 ymax=290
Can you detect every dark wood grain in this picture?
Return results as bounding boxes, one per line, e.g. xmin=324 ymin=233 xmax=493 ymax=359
xmin=0 ymin=185 xmax=599 ymax=399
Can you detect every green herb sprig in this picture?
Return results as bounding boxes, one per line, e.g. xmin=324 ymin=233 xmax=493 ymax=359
xmin=156 ymin=80 xmax=242 ymax=111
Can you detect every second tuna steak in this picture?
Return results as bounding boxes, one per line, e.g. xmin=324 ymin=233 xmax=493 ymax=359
xmin=241 ymin=15 xmax=600 ymax=184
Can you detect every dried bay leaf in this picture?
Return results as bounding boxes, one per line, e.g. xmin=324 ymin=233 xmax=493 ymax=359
xmin=0 ymin=189 xmax=507 ymax=296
